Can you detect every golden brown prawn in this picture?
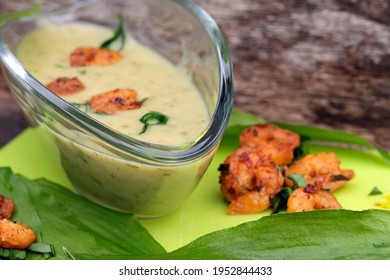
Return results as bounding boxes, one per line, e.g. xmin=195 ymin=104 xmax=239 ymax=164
xmin=88 ymin=88 xmax=143 ymax=114
xmin=285 ymin=152 xmax=355 ymax=192
xmin=239 ymin=123 xmax=300 ymax=166
xmin=69 ymin=47 xmax=123 ymax=66
xmin=219 ymin=146 xmax=284 ymax=214
xmin=0 ymin=195 xmax=14 ymax=220
xmin=46 ymin=77 xmax=85 ymax=96
xmin=0 ymin=219 xmax=36 ymax=249
xmin=287 ymin=183 xmax=342 ymax=213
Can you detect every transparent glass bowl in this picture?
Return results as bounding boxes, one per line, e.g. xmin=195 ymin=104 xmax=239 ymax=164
xmin=0 ymin=0 xmax=233 ymax=218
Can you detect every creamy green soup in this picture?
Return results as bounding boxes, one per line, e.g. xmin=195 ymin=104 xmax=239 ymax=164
xmin=16 ymin=21 xmax=215 ymax=217
xmin=17 ymin=22 xmax=209 ymax=146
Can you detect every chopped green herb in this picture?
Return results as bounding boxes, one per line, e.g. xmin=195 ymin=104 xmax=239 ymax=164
xmin=0 ymin=243 xmax=55 ymax=260
xmin=271 ymin=187 xmax=294 ymax=214
xmin=139 ymin=111 xmax=169 ymax=134
xmin=100 ymin=14 xmax=126 ymax=51
xmin=28 ymin=242 xmax=56 ymax=256
xmin=140 ymin=97 xmax=149 ymax=103
xmin=287 ymin=174 xmax=306 ymax=187
xmin=78 ymin=70 xmax=87 ymax=75
xmin=293 ymin=145 xmax=309 ymax=160
xmin=70 ymin=102 xmax=90 ymax=113
xmin=369 ymin=186 xmax=383 ymax=196
xmin=0 ymin=247 xmax=26 ymax=260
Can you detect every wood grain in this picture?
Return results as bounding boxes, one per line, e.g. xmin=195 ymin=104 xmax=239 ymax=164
xmin=1 ymin=0 xmax=389 ymax=149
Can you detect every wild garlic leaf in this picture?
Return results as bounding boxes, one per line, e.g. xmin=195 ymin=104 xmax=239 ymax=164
xmin=165 ymin=209 xmax=390 ymax=260
xmin=100 ymin=13 xmax=126 ymax=51
xmin=0 ymin=167 xmax=166 ymax=260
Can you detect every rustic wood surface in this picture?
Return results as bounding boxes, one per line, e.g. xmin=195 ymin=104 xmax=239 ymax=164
xmin=1 ymin=0 xmax=389 ymax=150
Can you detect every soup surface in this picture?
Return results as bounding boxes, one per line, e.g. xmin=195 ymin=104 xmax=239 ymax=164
xmin=17 ymin=21 xmax=210 ymax=146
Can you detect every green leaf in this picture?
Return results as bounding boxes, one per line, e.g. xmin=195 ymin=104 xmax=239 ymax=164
xmin=287 ymin=174 xmax=306 ymax=187
xmin=0 ymin=167 xmax=166 ymax=260
xmin=0 ymin=0 xmax=41 ymax=27
xmin=139 ymin=111 xmax=168 ymax=134
xmin=271 ymin=187 xmax=294 ymax=214
xmin=369 ymin=186 xmax=383 ymax=196
xmin=165 ymin=209 xmax=390 ymax=260
xmin=99 ymin=13 xmax=126 ymax=51
xmin=272 ymin=121 xmax=390 ymax=164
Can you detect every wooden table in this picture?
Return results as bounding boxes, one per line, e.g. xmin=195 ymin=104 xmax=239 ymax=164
xmin=1 ymin=0 xmax=389 ymax=149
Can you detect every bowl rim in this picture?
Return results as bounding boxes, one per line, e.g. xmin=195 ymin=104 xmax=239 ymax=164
xmin=0 ymin=0 xmax=234 ymax=164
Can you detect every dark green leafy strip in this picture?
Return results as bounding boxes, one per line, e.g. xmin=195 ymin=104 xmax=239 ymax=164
xmin=163 ymin=209 xmax=390 ymax=260
xmin=0 ymin=167 xmax=166 ymax=260
xmin=0 ymin=247 xmax=26 ymax=260
xmin=0 ymin=0 xmax=41 ymax=27
xmin=272 ymin=121 xmax=390 ymax=164
xmin=271 ymin=187 xmax=294 ymax=214
xmin=222 ymin=108 xmax=390 ymax=165
xmin=271 ymin=175 xmax=306 ymax=214
xmin=0 ymin=243 xmax=55 ymax=260
xmin=100 ymin=14 xmax=126 ymax=51
xmin=139 ymin=111 xmax=168 ymax=134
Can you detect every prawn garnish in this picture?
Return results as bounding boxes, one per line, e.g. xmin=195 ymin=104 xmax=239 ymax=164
xmin=219 ymin=146 xmax=284 ymax=214
xmin=88 ymin=88 xmax=143 ymax=114
xmin=70 ymin=47 xmax=123 ymax=67
xmin=285 ymin=152 xmax=355 ymax=192
xmin=239 ymin=123 xmax=300 ymax=166
xmin=287 ymin=183 xmax=342 ymax=213
xmin=0 ymin=195 xmax=14 ymax=220
xmin=46 ymin=77 xmax=85 ymax=96
xmin=0 ymin=219 xmax=36 ymax=249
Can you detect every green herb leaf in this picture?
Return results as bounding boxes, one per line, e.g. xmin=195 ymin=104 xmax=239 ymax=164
xmin=139 ymin=111 xmax=168 ymax=134
xmin=165 ymin=209 xmax=390 ymax=260
xmin=271 ymin=187 xmax=294 ymax=214
xmin=0 ymin=247 xmax=26 ymax=260
xmin=287 ymin=174 xmax=306 ymax=187
xmin=28 ymin=243 xmax=56 ymax=256
xmin=0 ymin=0 xmax=41 ymax=27
xmin=70 ymin=102 xmax=90 ymax=113
xmin=0 ymin=167 xmax=166 ymax=260
xmin=369 ymin=186 xmax=383 ymax=196
xmin=100 ymin=13 xmax=126 ymax=51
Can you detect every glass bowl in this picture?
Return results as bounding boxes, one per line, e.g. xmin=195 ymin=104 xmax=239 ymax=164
xmin=0 ymin=0 xmax=233 ymax=218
